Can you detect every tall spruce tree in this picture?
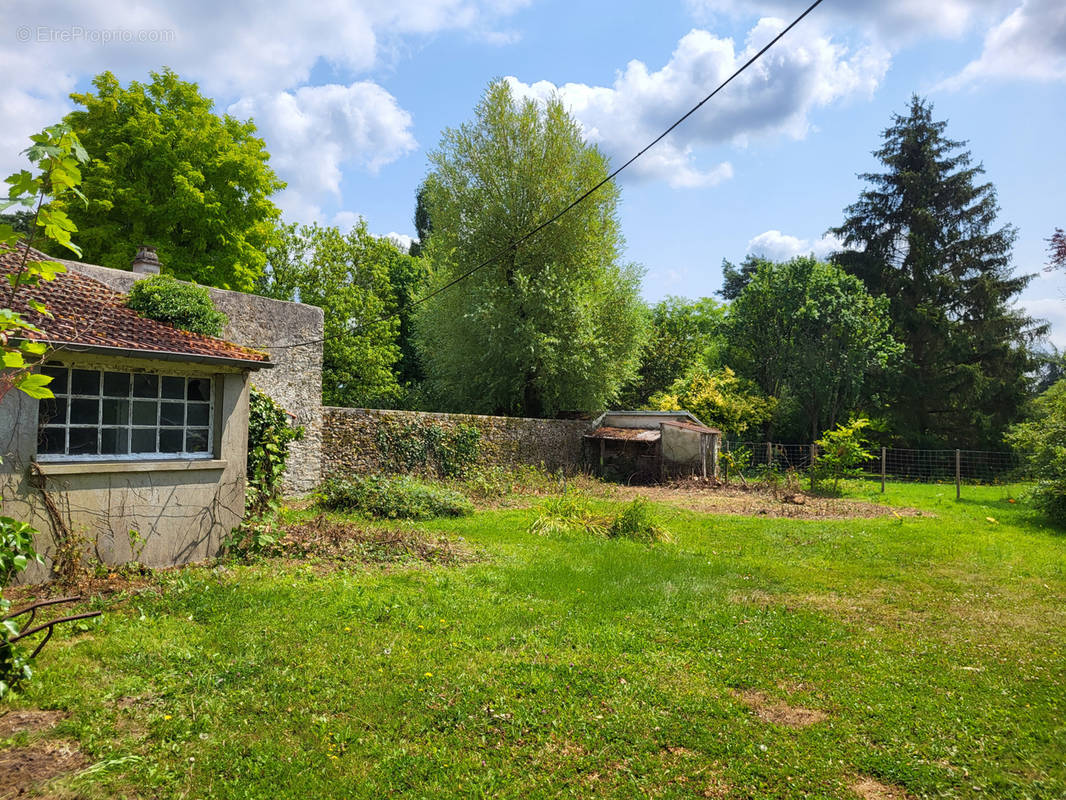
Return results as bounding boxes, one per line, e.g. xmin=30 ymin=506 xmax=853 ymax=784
xmin=831 ymin=96 xmax=1043 ymax=448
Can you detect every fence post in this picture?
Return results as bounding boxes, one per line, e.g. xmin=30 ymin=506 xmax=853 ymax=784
xmin=766 ymin=441 xmax=772 ymax=466
xmin=809 ymin=443 xmax=817 ymax=468
xmin=881 ymin=446 xmax=886 ymax=493
xmin=955 ymin=449 xmax=961 ymax=500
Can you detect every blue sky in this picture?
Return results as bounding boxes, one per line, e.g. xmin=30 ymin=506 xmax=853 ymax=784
xmin=4 ymin=0 xmax=1065 ymax=342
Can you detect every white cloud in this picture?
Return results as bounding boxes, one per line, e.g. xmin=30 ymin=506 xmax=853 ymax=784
xmin=684 ymin=0 xmax=1013 ymax=46
xmin=385 ymin=232 xmax=416 ymax=252
xmin=229 ymin=82 xmax=417 ymax=221
xmin=941 ymin=0 xmax=1066 ymax=88
xmin=1019 ymin=297 xmax=1066 ymax=347
xmin=746 ymin=229 xmax=843 ymax=261
xmin=0 ymin=0 xmax=526 ymax=181
xmin=506 ymin=20 xmax=888 ymax=188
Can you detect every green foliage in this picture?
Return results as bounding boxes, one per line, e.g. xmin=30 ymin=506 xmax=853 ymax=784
xmin=260 ymin=221 xmax=405 ymax=408
xmin=319 ymin=475 xmax=474 ymax=520
xmin=1007 ymin=380 xmax=1066 ymax=523
xmin=725 ymin=256 xmax=900 ymax=441
xmin=832 ymin=95 xmax=1042 ymax=448
xmin=375 ymin=421 xmax=480 ymax=478
xmin=126 ymin=274 xmax=228 ymax=336
xmin=245 ymin=387 xmax=305 ymax=518
xmin=717 ymin=254 xmax=770 ymax=301
xmin=50 ymin=69 xmax=283 ymax=291
xmin=415 ymin=80 xmax=646 ymax=417
xmin=619 ymin=296 xmax=726 ymax=407
xmin=649 ymin=365 xmax=775 ymax=436
xmin=2 ymin=123 xmax=89 ymax=401
xmin=529 ymin=492 xmax=668 ymax=543
xmin=0 ymin=512 xmax=44 ymax=699
xmin=719 ymin=443 xmax=753 ymax=485
xmin=606 ymin=498 xmax=669 ymax=543
xmin=811 ymin=419 xmax=874 ymax=493
xmin=528 ymin=491 xmax=608 ymax=537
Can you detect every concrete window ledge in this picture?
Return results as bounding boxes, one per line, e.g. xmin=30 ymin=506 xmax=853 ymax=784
xmin=35 ymin=459 xmax=228 ymax=476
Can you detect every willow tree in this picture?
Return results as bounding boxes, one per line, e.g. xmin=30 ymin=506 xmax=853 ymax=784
xmin=831 ymin=96 xmax=1043 ymax=447
xmin=414 ymin=80 xmax=645 ymax=417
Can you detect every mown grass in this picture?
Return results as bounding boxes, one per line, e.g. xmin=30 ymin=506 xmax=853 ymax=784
xmin=3 ymin=481 xmax=1064 ymax=798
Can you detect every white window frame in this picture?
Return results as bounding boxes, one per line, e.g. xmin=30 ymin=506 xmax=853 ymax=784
xmin=35 ymin=365 xmax=215 ymax=462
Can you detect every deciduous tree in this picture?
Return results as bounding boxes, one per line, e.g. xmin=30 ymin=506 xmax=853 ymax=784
xmin=725 ymin=256 xmax=900 ymax=441
xmin=259 ymin=222 xmax=402 ymax=409
xmin=50 ymin=69 xmax=283 ymax=291
xmin=415 ymin=80 xmax=645 ymax=417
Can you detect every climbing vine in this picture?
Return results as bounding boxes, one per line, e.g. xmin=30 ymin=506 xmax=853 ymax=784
xmin=246 ymin=386 xmax=304 ymax=518
xmin=375 ymin=421 xmax=480 ymax=478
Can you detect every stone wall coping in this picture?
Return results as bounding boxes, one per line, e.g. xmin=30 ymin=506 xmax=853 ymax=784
xmin=322 ymin=406 xmax=595 ymax=427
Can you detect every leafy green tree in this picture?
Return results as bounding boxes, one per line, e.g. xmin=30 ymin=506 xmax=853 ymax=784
xmin=259 ymin=221 xmax=402 ymax=408
xmin=831 ymin=95 xmax=1043 ymax=447
xmin=649 ymin=365 xmax=774 ymax=436
xmin=49 ymin=69 xmax=283 ymax=291
xmin=717 ymin=254 xmax=770 ymax=301
xmin=725 ymin=256 xmax=900 ymax=441
xmin=415 ymin=80 xmax=646 ymax=417
xmin=409 ymin=178 xmax=436 ymax=258
xmin=1007 ymin=380 xmax=1066 ymax=523
xmin=386 ymin=250 xmax=429 ymax=394
xmin=618 ymin=296 xmax=725 ymax=408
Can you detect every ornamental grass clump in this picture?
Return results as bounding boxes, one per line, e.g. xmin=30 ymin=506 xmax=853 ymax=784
xmin=319 ymin=476 xmax=473 ymax=521
xmin=528 ymin=492 xmax=669 ymax=543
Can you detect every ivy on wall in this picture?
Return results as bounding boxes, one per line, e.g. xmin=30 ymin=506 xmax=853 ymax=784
xmin=246 ymin=386 xmax=304 ymax=517
xmin=375 ymin=421 xmax=480 ymax=478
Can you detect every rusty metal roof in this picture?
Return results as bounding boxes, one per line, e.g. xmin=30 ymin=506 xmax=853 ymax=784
xmin=584 ymin=426 xmax=661 ymax=442
xmin=2 ymin=243 xmax=270 ymax=368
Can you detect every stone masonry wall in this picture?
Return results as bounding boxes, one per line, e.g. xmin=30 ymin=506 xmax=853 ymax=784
xmin=321 ymin=407 xmax=591 ymax=478
xmin=67 ymin=262 xmax=324 ymax=493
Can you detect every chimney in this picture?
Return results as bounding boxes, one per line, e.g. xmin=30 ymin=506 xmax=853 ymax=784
xmin=131 ymin=245 xmax=161 ymax=275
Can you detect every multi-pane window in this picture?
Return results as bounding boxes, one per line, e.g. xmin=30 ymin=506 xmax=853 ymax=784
xmin=37 ymin=366 xmax=213 ymax=460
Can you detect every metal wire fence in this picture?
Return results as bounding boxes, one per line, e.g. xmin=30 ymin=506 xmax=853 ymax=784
xmin=723 ymin=440 xmax=1032 ymax=495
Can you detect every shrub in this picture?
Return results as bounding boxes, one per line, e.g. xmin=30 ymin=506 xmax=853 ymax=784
xmin=1007 ymin=379 xmax=1066 ymax=523
xmin=319 ymin=476 xmax=474 ymax=520
xmin=811 ymin=418 xmax=873 ymax=493
xmin=607 ymin=498 xmax=669 ymax=543
xmin=246 ymin=387 xmax=304 ymax=518
xmin=126 ymin=274 xmax=228 ymax=336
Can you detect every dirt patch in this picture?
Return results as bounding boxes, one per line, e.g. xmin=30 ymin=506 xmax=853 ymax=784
xmin=0 ymin=711 xmax=68 ymax=740
xmin=266 ymin=515 xmax=476 ymax=565
xmin=852 ymin=777 xmax=915 ymax=799
xmin=623 ymin=483 xmax=925 ymax=520
xmin=0 ymin=739 xmax=86 ymax=799
xmin=736 ymin=690 xmax=827 ymax=728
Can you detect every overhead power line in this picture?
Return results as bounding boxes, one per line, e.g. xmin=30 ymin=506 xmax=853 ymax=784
xmin=257 ymin=0 xmax=827 ymax=352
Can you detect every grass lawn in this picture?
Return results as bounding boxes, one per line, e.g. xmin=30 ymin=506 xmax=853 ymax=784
xmin=2 ymin=482 xmax=1064 ymax=798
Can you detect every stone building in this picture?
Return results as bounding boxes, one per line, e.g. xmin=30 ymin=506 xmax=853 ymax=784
xmin=0 ymin=243 xmax=318 ymax=578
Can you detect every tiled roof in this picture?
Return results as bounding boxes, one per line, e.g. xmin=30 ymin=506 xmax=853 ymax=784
xmin=1 ymin=243 xmax=269 ymax=367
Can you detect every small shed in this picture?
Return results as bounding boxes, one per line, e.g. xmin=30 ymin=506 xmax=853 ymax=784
xmin=584 ymin=410 xmax=721 ymax=484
